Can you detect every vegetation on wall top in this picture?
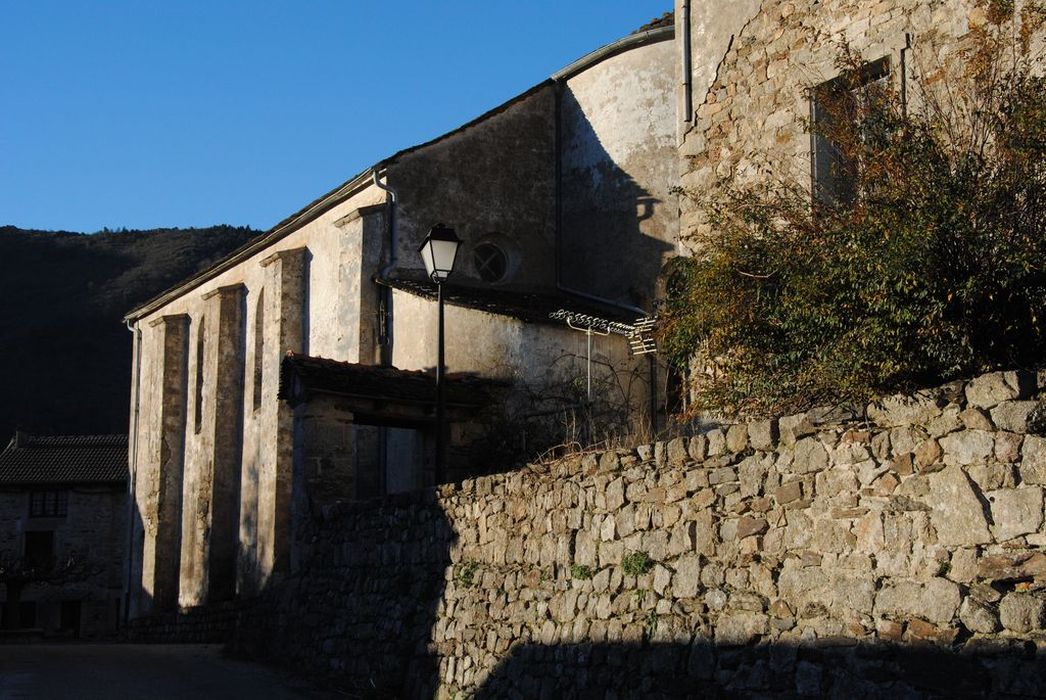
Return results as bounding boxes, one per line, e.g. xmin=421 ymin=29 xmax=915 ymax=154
xmin=660 ymin=1 xmax=1046 ymax=417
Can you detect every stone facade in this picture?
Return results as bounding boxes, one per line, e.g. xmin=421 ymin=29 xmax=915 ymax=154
xmin=675 ymin=0 xmax=1039 ymax=251
xmin=0 ymin=488 xmax=125 ymax=637
xmin=198 ymin=370 xmax=1046 ymax=697
xmin=0 ymin=434 xmax=127 ymax=638
xmin=125 ymin=26 xmax=677 ymax=617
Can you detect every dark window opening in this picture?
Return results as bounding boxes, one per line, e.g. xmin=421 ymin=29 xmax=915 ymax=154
xmin=811 ymin=56 xmax=891 ymax=208
xmin=29 ymin=490 xmax=68 ymax=518
xmin=24 ymin=530 xmax=55 ymax=569
xmin=474 ymin=243 xmax=508 ymax=283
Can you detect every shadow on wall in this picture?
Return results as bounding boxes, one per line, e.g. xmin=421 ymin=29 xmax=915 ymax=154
xmin=558 ymin=85 xmax=675 ymax=310
xmin=232 ymin=492 xmax=456 ymax=699
xmin=473 ymin=638 xmax=1046 ymax=698
xmin=229 ymin=494 xmax=1046 ymax=699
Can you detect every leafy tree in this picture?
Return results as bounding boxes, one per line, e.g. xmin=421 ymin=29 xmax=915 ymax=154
xmin=660 ymin=1 xmax=1046 ymax=416
xmin=0 ymin=552 xmax=100 ymax=630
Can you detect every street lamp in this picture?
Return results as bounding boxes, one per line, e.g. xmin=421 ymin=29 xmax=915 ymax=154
xmin=418 ymin=223 xmax=461 ymax=484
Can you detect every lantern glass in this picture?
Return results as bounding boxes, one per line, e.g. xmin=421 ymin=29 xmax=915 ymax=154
xmin=418 ymin=224 xmax=461 ymax=282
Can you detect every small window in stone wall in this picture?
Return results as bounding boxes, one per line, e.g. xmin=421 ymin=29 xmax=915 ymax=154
xmin=253 ymin=290 xmax=265 ymax=413
xmin=29 ymin=490 xmax=68 ymax=518
xmin=811 ymin=56 xmax=891 ymax=208
xmin=473 ymin=242 xmax=509 ymax=283
xmin=194 ymin=315 xmax=206 ymax=434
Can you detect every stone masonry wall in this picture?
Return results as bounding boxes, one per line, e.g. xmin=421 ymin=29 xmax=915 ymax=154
xmin=220 ymin=368 xmax=1046 ymax=697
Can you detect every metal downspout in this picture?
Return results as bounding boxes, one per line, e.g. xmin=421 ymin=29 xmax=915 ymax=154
xmin=373 ymin=168 xmax=398 ymax=366
xmin=680 ymin=0 xmax=693 ymax=131
xmin=123 ymin=320 xmax=142 ymax=623
xmin=372 ymin=169 xmax=398 ymax=486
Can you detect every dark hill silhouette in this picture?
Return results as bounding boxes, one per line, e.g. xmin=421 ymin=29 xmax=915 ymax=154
xmin=0 ymin=225 xmax=261 ymax=440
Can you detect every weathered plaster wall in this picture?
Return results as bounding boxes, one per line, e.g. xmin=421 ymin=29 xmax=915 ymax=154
xmin=221 ymin=369 xmax=1046 ymax=697
xmin=129 ymin=186 xmax=385 ymax=610
xmin=677 ymin=0 xmax=981 ymax=252
xmin=386 ymin=86 xmax=557 ymax=291
xmin=390 ymin=289 xmax=652 ymax=439
xmin=560 ymin=35 xmax=678 ymax=309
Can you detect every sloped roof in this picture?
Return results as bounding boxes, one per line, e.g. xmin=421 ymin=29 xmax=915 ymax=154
xmin=279 ymin=353 xmax=505 ymax=409
xmin=0 ymin=434 xmax=128 ymax=486
xmin=124 ymin=24 xmax=674 ymax=324
xmin=377 ymin=271 xmax=638 ymax=325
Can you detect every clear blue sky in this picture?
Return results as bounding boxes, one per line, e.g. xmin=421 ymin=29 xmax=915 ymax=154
xmin=0 ymin=2 xmax=671 ymax=233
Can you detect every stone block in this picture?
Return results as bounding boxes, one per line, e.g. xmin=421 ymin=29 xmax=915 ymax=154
xmin=667 ymin=437 xmax=690 ymax=465
xmin=715 ymin=612 xmax=768 ymax=645
xmin=993 ymin=431 xmax=1023 ymax=463
xmin=959 ymin=597 xmax=998 ymax=634
xmin=990 ymin=401 xmax=1044 ymax=434
xmin=976 ymin=552 xmax=1046 ymax=582
xmin=925 ymin=466 xmax=992 ymax=546
xmin=940 ymin=430 xmax=994 ymax=465
xmin=737 ymin=516 xmax=769 ymax=539
xmin=966 ymin=371 xmax=1033 ymax=409
xmin=959 ymin=407 xmax=995 ymax=431
xmin=706 ymin=429 xmax=727 ymax=456
xmin=949 ymin=548 xmax=978 ymax=583
xmin=792 ymin=438 xmax=828 ymax=474
xmin=875 ymin=578 xmax=960 ymax=623
xmin=779 ymin=413 xmax=815 ymax=446
xmin=913 ymin=439 xmax=943 ymax=471
xmin=673 ymin=554 xmax=701 ymax=599
xmin=999 ymin=593 xmax=1046 ymax=633
xmin=738 ymin=455 xmax=768 ymax=498
xmin=1022 ymin=435 xmax=1046 ymax=484
xmin=749 ymin=419 xmax=778 ymax=451
xmin=726 ymin=424 xmax=749 ymax=453
xmin=688 ymin=435 xmax=708 ymax=462
xmin=605 ymin=477 xmax=625 ymax=511
xmin=776 ymin=480 xmax=802 ymax=504
xmin=988 ymin=487 xmax=1044 ymax=541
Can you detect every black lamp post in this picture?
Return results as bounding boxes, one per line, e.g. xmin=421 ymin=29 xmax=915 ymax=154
xmin=418 ymin=223 xmax=461 ymax=484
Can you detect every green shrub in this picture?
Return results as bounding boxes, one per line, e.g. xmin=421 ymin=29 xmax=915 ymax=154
xmin=622 ymin=551 xmax=654 ymax=576
xmin=661 ymin=4 xmax=1046 ymax=416
xmin=570 ymin=564 xmax=593 ymax=580
xmin=455 ymin=561 xmax=480 ymax=588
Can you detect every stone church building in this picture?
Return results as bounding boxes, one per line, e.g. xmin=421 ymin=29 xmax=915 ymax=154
xmin=125 ymin=21 xmax=678 ymax=616
xmin=126 ymin=0 xmax=1038 ymax=625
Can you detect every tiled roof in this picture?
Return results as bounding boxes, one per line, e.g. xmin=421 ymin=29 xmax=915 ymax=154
xmin=0 ymin=434 xmax=128 ymax=486
xmin=635 ymin=11 xmax=674 ymax=34
xmin=279 ymin=353 xmax=506 ymax=408
xmin=377 ymin=271 xmax=639 ymax=325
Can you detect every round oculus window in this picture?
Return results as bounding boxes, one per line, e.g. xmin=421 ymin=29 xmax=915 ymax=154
xmin=473 ymin=242 xmax=509 ymax=283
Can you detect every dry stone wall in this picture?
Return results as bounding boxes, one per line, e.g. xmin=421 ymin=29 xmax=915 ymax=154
xmin=229 ymin=369 xmax=1046 ymax=697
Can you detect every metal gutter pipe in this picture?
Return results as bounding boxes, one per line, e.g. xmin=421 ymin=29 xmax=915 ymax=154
xmin=680 ymin=0 xmax=693 ymax=131
xmin=372 ymin=169 xmax=398 ymax=366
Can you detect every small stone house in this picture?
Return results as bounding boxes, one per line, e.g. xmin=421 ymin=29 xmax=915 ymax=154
xmin=124 ymin=21 xmax=679 ymax=618
xmin=0 ymin=433 xmax=127 ymax=637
